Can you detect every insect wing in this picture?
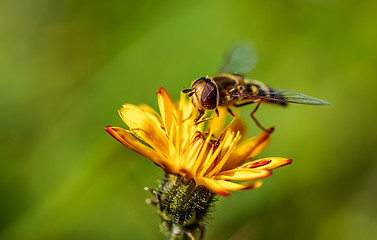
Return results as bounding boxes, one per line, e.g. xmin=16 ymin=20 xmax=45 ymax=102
xmin=265 ymin=88 xmax=330 ymax=105
xmin=218 ymin=42 xmax=256 ymax=75
xmin=236 ymin=87 xmax=330 ymax=105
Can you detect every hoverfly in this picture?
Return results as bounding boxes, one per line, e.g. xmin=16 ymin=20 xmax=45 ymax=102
xmin=182 ymin=43 xmax=329 ymax=132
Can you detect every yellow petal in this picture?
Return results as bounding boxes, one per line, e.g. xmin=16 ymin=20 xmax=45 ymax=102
xmin=207 ymin=107 xmax=227 ymax=137
xmin=177 ymin=166 xmax=194 ymax=178
xmin=242 ymin=157 xmax=292 ymax=170
xmin=179 ymin=92 xmax=203 ymax=136
xmin=228 ymin=118 xmax=247 ymax=139
xmin=222 ymin=128 xmax=272 ymax=170
xmin=157 ymin=87 xmax=176 ymax=138
xmin=214 ymin=169 xmax=271 ymax=181
xmin=195 ymin=177 xmax=263 ymax=196
xmin=198 ymin=130 xmax=233 ymax=177
xmin=191 ymin=131 xmax=214 ymax=175
xmin=206 ymin=131 xmax=242 ymax=177
xmin=118 ymin=105 xmax=170 ymax=158
xmin=137 ymin=104 xmax=159 ymax=115
xmin=179 ymin=91 xmax=195 ymax=120
xmin=214 ymin=179 xmax=263 ymax=192
xmin=195 ymin=177 xmax=231 ymax=196
xmin=105 ymin=126 xmax=178 ymax=173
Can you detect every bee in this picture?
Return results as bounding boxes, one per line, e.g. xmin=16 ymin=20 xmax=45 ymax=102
xmin=182 ymin=43 xmax=329 ymax=132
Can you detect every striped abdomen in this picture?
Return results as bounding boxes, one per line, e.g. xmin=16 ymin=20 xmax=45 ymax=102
xmin=243 ymin=80 xmax=288 ymax=106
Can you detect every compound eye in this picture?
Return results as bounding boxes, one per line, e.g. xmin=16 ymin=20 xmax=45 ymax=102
xmin=201 ymin=81 xmax=218 ymax=110
xmin=191 ymin=77 xmax=206 ymax=88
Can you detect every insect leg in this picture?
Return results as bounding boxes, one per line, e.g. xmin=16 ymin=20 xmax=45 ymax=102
xmin=249 ymin=100 xmax=272 ymax=133
xmin=227 ymin=107 xmax=236 ymax=117
xmin=233 ymin=100 xmax=257 ymax=107
xmin=194 ymin=110 xmax=205 ymax=123
xmin=215 ymin=108 xmax=237 ymax=144
xmin=194 ymin=109 xmax=219 ymax=125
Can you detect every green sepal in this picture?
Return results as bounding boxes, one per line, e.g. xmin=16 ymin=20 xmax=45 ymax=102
xmin=148 ymin=174 xmax=216 ymax=240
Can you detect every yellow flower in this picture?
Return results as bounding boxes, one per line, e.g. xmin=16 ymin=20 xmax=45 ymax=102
xmin=105 ymin=87 xmax=291 ymax=196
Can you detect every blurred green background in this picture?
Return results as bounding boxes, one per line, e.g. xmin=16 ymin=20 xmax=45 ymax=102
xmin=1 ymin=0 xmax=377 ymax=239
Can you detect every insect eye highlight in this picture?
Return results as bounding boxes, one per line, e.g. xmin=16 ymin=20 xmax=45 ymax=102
xmin=191 ymin=77 xmax=206 ymax=88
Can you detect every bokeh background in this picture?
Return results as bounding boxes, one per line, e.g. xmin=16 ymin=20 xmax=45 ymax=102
xmin=1 ymin=0 xmax=377 ymax=239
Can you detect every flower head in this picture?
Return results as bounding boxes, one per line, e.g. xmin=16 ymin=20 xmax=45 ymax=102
xmin=106 ymin=88 xmax=291 ymax=196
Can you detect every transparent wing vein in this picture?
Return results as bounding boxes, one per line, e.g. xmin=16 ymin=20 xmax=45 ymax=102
xmin=219 ymin=42 xmax=256 ymax=75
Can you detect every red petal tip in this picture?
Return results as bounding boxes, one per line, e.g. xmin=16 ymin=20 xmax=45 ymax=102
xmin=157 ymin=87 xmax=166 ymax=93
xmin=218 ymin=191 xmax=231 ymax=197
xmin=105 ymin=126 xmax=113 ymax=133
